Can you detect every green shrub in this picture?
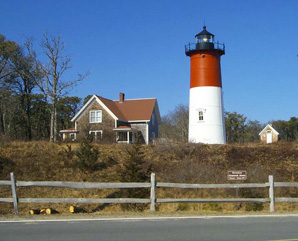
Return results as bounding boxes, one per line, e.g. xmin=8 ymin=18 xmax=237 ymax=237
xmin=75 ymin=139 xmax=102 ymax=172
xmin=119 ymin=143 xmax=152 ymax=211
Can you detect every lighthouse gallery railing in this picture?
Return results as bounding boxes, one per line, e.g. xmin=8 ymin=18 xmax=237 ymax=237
xmin=185 ymin=42 xmax=225 ymax=53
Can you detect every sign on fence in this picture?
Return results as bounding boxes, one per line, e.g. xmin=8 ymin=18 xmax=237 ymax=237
xmin=228 ymin=170 xmax=247 ymax=181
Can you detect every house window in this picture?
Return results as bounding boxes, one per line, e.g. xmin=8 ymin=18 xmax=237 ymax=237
xmin=89 ymin=110 xmax=102 ymax=123
xmin=89 ymin=130 xmax=103 ymax=141
xmin=152 ymin=113 xmax=155 ymax=126
xmin=63 ymin=133 xmax=76 ymax=141
xmin=118 ymin=132 xmax=127 ymax=142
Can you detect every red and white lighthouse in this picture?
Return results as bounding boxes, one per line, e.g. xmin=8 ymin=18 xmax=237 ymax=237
xmin=185 ymin=26 xmax=226 ymax=144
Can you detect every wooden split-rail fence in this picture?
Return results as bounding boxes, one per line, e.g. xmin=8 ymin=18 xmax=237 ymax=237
xmin=1 ymin=173 xmax=298 ymax=215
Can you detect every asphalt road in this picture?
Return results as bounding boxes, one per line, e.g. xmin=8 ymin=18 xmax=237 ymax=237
xmin=0 ymin=215 xmax=298 ymax=241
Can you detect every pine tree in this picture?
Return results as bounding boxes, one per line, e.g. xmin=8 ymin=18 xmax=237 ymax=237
xmin=120 ymin=143 xmax=152 ymax=211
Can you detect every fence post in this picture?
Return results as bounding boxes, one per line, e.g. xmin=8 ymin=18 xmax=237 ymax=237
xmin=269 ymin=175 xmax=274 ymax=213
xmin=10 ymin=172 xmax=18 ymax=215
xmin=150 ymin=173 xmax=156 ymax=212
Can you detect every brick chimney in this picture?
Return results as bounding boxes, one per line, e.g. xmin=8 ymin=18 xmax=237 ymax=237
xmin=119 ymin=92 xmax=125 ymax=103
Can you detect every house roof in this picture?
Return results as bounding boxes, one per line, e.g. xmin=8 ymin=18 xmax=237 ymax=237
xmin=259 ymin=124 xmax=279 ymax=136
xmin=72 ymin=94 xmax=160 ymax=123
xmin=98 ymin=96 xmax=158 ymax=121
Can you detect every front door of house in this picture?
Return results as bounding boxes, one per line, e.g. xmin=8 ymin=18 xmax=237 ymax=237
xmin=266 ymin=130 xmax=272 ymax=144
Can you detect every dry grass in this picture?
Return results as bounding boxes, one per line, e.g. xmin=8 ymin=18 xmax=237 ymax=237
xmin=0 ymin=141 xmax=297 ymax=215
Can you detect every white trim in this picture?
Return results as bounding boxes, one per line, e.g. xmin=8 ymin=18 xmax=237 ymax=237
xmin=71 ymin=95 xmax=97 ymax=122
xmin=113 ymin=127 xmax=138 ymax=132
xmin=146 ymin=121 xmax=149 ymax=144
xmin=114 ymin=128 xmax=132 ymax=131
xmin=71 ymin=95 xmax=118 ymax=122
xmin=94 ymin=96 xmax=118 ymax=120
xmin=128 ymin=120 xmax=150 ymax=123
xmin=2 ymin=214 xmax=298 ymax=223
xmin=259 ymin=124 xmax=279 ymax=136
xmin=60 ymin=130 xmax=78 ymax=133
xmin=266 ymin=130 xmax=273 ymax=144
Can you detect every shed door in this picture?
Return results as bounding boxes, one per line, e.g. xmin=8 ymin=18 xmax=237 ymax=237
xmin=266 ymin=130 xmax=272 ymax=144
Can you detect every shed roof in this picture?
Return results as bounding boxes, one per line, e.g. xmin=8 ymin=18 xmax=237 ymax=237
xmin=259 ymin=124 xmax=279 ymax=136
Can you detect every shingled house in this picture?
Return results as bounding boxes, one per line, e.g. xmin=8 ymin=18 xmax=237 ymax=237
xmin=259 ymin=124 xmax=279 ymax=144
xmin=60 ymin=93 xmax=160 ymax=144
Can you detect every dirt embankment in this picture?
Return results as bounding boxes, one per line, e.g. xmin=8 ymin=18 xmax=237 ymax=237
xmin=0 ymin=141 xmax=297 ymax=215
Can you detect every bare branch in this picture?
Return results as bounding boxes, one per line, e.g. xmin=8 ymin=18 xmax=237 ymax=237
xmin=37 ymin=33 xmax=88 ymax=142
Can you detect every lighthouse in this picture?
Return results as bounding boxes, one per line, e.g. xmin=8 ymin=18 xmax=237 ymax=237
xmin=185 ymin=26 xmax=226 ymax=144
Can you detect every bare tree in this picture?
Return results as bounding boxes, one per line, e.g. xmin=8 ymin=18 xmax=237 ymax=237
xmin=159 ymin=104 xmax=189 ymax=142
xmin=36 ymin=33 xmax=88 ymax=142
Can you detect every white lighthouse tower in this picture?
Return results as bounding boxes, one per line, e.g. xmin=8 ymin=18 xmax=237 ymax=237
xmin=185 ymin=26 xmax=226 ymax=144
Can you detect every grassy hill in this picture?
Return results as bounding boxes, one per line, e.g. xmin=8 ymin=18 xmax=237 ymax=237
xmin=0 ymin=141 xmax=297 ymax=215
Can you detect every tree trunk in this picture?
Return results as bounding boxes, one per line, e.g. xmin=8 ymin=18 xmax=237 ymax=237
xmin=50 ymin=96 xmax=58 ymax=142
xmin=0 ymin=108 xmax=5 ymax=135
xmin=50 ymin=101 xmax=55 ymax=142
xmin=54 ymin=102 xmax=57 ymax=142
xmin=25 ymin=93 xmax=32 ymax=140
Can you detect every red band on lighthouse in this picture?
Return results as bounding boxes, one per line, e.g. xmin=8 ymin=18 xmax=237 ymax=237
xmin=190 ymin=51 xmax=223 ymax=88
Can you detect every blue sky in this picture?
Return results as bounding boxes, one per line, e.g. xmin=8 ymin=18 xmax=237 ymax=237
xmin=1 ymin=0 xmax=298 ymax=123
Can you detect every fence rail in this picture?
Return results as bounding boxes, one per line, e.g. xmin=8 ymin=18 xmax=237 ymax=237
xmin=1 ymin=173 xmax=298 ymax=215
xmin=157 ymin=182 xmax=268 ymax=188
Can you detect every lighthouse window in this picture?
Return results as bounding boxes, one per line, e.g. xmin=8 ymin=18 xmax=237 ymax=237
xmin=198 ymin=111 xmax=204 ymax=121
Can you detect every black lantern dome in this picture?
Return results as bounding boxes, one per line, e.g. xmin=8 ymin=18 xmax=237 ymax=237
xmin=185 ymin=26 xmax=225 ymax=56
xmin=195 ymin=26 xmax=214 ymax=50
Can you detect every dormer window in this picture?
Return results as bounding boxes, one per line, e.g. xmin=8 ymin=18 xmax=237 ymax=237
xmin=90 ymin=110 xmax=102 ymax=123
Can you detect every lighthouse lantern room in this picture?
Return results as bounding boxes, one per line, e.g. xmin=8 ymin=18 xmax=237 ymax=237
xmin=185 ymin=26 xmax=226 ymax=144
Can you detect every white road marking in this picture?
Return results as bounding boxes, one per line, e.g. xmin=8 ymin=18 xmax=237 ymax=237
xmin=0 ymin=213 xmax=298 ymax=223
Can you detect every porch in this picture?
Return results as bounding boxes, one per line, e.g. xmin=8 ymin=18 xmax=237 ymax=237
xmin=113 ymin=126 xmax=139 ymax=144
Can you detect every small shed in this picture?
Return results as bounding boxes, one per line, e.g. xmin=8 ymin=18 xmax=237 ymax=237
xmin=259 ymin=124 xmax=279 ymax=144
